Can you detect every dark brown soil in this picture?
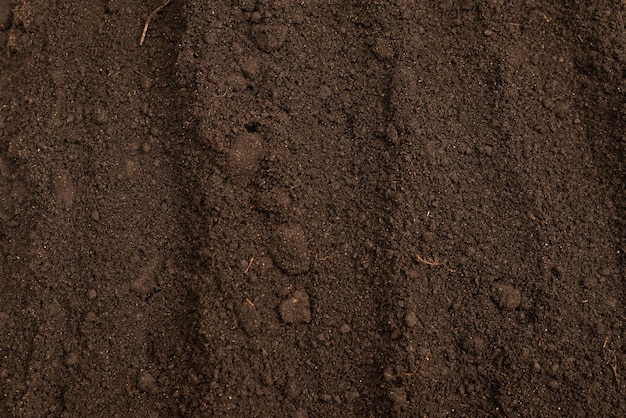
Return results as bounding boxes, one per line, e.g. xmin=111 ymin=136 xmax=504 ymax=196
xmin=0 ymin=0 xmax=624 ymax=417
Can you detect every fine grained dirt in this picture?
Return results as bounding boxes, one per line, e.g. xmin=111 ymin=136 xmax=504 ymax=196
xmin=0 ymin=0 xmax=624 ymax=417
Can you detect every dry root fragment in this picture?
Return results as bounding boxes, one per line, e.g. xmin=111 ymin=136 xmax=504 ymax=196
xmin=140 ymin=0 xmax=173 ymax=45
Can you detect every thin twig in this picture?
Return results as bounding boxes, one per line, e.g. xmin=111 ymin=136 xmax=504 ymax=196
xmin=244 ymin=257 xmax=254 ymax=274
xmin=415 ymin=253 xmax=442 ymax=267
xmin=140 ymin=0 xmax=173 ymax=46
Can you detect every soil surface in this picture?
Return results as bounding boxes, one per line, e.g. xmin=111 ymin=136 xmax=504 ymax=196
xmin=0 ymin=0 xmax=625 ymax=417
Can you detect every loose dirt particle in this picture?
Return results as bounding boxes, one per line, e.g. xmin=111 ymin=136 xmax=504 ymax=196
xmin=64 ymin=352 xmax=79 ymax=367
xmin=405 ymin=311 xmax=418 ymax=328
xmin=345 ymin=390 xmax=360 ymax=402
xmin=388 ymin=387 xmax=407 ymax=405
xmin=293 ymin=410 xmax=309 ymax=418
xmin=251 ymin=23 xmax=287 ymax=52
xmin=132 ymin=256 xmax=161 ymax=298
xmin=285 ymin=379 xmax=300 ymax=398
xmin=236 ymin=300 xmax=261 ymax=335
xmin=53 ymin=170 xmax=75 ymax=209
xmin=92 ymin=106 xmax=108 ymax=125
xmin=279 ymin=290 xmax=311 ymax=325
xmin=492 ymin=283 xmax=522 ymax=310
xmin=268 ymin=225 xmax=310 ymax=275
xmin=227 ymin=132 xmax=264 ymax=184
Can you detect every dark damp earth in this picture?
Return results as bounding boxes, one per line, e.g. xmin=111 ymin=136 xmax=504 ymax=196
xmin=0 ymin=1 xmax=624 ymax=417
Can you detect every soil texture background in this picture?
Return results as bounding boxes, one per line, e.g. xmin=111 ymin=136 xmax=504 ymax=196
xmin=0 ymin=0 xmax=625 ymax=417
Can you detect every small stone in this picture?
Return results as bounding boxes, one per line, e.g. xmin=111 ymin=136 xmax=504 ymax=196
xmin=548 ymin=379 xmax=560 ymax=389
xmin=492 ymin=283 xmax=522 ymax=310
xmin=91 ymin=210 xmax=100 ymax=221
xmin=87 ymin=289 xmax=97 ymax=300
xmin=84 ymin=312 xmax=98 ymax=322
xmin=600 ymin=267 xmax=613 ymax=277
xmin=279 ymin=290 xmax=311 ymax=324
xmin=319 ymin=393 xmax=332 ymax=402
xmin=388 ymin=387 xmax=407 ymax=405
xmin=64 ymin=352 xmax=79 ymax=367
xmin=252 ymin=188 xmax=291 ymax=215
xmin=339 ymin=323 xmax=352 ymax=334
xmin=268 ymin=225 xmax=310 ymax=275
xmin=137 ymin=370 xmax=157 ymax=393
xmin=319 ymin=85 xmax=332 ymax=100
xmin=345 ymin=390 xmax=360 ymax=402
xmin=405 ymin=311 xmax=418 ymax=328
xmin=293 ymin=410 xmax=309 ymax=418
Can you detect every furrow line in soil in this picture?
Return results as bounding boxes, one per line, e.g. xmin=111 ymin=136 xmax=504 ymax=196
xmin=175 ymin=1 xmax=398 ymax=416
xmin=1 ymin=1 xmax=197 ymax=416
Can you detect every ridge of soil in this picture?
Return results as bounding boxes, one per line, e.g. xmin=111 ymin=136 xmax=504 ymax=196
xmin=0 ymin=1 xmax=624 ymax=417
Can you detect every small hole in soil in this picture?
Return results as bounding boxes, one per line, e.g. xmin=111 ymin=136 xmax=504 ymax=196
xmin=244 ymin=122 xmax=260 ymax=133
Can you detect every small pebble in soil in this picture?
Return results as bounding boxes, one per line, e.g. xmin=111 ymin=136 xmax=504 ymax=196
xmin=319 ymin=393 xmax=332 ymax=402
xmin=405 ymin=311 xmax=418 ymax=328
xmin=279 ymin=289 xmax=311 ymax=324
xmin=64 ymin=352 xmax=79 ymax=367
xmin=268 ymin=225 xmax=310 ymax=275
xmin=137 ymin=370 xmax=157 ymax=393
xmin=241 ymin=58 xmax=260 ymax=79
xmin=84 ymin=311 xmax=98 ymax=322
xmin=388 ymin=386 xmax=407 ymax=405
